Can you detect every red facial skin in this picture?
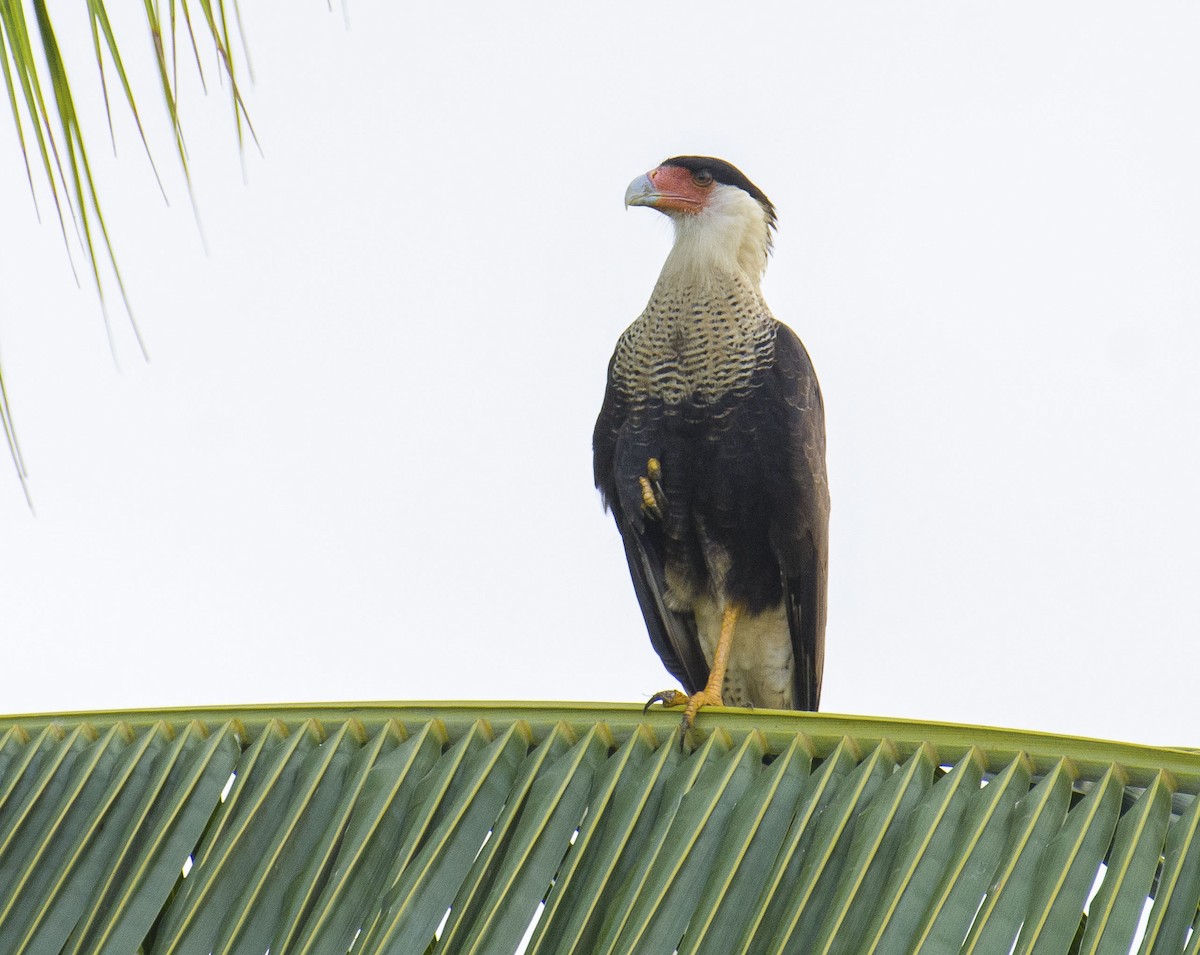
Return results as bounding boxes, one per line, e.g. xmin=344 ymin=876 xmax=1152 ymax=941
xmin=646 ymin=165 xmax=714 ymax=214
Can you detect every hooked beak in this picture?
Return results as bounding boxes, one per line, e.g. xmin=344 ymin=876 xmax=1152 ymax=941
xmin=624 ymin=173 xmax=660 ymax=209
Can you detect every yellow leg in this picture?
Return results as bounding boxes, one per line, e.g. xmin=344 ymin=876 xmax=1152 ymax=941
xmin=644 ymin=603 xmax=742 ymax=733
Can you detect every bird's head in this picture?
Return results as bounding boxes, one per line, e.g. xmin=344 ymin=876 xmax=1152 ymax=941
xmin=625 ymin=156 xmax=777 ymax=283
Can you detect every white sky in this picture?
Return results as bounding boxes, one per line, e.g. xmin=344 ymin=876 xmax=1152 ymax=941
xmin=1 ymin=3 xmax=1197 ymax=748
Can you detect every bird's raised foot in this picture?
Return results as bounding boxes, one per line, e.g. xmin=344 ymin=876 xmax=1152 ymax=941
xmin=638 ymin=457 xmax=667 ymax=520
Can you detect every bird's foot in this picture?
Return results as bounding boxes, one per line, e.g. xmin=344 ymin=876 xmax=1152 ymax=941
xmin=678 ymin=687 xmax=724 ymax=732
xmin=638 ymin=457 xmax=667 ymax=520
xmin=643 ymin=686 xmax=725 ymax=736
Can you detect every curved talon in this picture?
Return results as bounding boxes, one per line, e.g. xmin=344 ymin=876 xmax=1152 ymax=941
xmin=639 ymin=476 xmax=663 ymax=521
xmin=643 ymin=689 xmax=690 ymax=713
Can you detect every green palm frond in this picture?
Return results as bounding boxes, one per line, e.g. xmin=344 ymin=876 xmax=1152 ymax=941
xmin=0 ymin=0 xmax=251 ymax=500
xmin=0 ymin=702 xmax=1196 ymax=954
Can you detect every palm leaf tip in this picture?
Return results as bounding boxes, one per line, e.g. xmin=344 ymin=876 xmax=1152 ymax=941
xmin=2 ymin=0 xmax=252 ymax=497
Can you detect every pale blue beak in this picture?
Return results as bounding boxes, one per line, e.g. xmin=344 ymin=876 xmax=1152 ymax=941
xmin=624 ymin=173 xmax=660 ymax=209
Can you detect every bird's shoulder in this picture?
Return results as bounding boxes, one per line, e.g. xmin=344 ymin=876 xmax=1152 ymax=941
xmin=766 ymin=320 xmax=824 ymax=417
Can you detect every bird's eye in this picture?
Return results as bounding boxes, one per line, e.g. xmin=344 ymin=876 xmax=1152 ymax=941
xmin=692 ymin=170 xmax=714 ymax=187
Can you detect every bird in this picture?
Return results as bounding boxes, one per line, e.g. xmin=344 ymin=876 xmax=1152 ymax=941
xmin=593 ymin=156 xmax=829 ymax=732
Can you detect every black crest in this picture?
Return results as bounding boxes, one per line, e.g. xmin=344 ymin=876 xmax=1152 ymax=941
xmin=662 ymin=156 xmax=777 ymax=230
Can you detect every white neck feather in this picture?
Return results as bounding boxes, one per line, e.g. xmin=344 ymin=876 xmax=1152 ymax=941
xmin=659 ymin=185 xmax=772 ymax=288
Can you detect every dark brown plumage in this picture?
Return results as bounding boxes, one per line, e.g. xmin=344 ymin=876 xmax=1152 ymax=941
xmin=594 ymin=157 xmax=829 ymax=718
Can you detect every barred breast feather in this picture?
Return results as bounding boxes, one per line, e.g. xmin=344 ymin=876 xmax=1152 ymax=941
xmin=610 ymin=274 xmax=777 ymax=407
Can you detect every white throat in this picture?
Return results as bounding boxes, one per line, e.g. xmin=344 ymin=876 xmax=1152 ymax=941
xmin=660 ymin=185 xmax=772 ymax=288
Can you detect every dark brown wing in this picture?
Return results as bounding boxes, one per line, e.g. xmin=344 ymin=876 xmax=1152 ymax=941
xmin=615 ymin=510 xmax=709 ymax=694
xmin=593 ymin=357 xmax=710 ymax=694
xmin=768 ymin=322 xmax=830 ymax=710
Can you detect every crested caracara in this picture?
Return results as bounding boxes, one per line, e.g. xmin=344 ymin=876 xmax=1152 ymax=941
xmin=593 ymin=156 xmax=829 ymax=730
